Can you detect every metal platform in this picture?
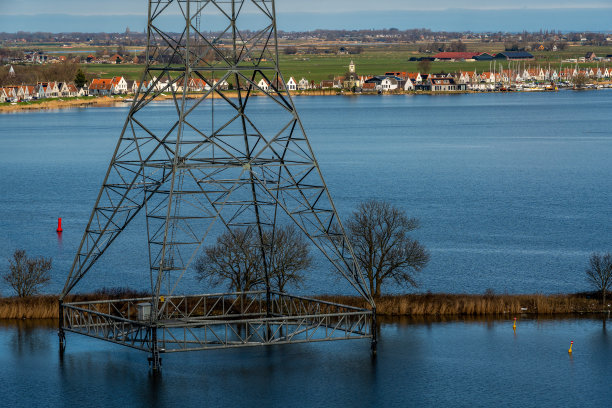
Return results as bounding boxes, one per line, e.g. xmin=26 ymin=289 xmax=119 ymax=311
xmin=61 ymin=291 xmax=373 ymax=356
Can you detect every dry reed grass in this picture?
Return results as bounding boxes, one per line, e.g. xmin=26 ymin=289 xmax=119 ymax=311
xmin=0 ymin=291 xmax=605 ymax=319
xmin=320 ymin=293 xmax=604 ymax=316
xmin=0 ymin=288 xmax=149 ymax=319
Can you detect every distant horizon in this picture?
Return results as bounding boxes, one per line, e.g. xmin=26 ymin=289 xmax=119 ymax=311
xmin=0 ymin=8 xmax=611 ymax=34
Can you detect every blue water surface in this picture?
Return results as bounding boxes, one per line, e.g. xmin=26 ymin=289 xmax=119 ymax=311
xmin=0 ymin=316 xmax=610 ymax=407
xmin=1 ymin=91 xmax=611 ymax=295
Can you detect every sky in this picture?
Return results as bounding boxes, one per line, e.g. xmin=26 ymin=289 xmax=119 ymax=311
xmin=0 ymin=0 xmax=611 ymax=32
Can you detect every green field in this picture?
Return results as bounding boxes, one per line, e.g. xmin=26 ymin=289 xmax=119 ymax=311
xmin=84 ymin=48 xmax=612 ymax=84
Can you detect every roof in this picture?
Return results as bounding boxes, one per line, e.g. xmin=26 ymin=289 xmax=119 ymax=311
xmin=434 ymin=52 xmax=481 ymax=60
xmin=496 ymin=51 xmax=534 ymax=59
xmin=90 ymin=78 xmax=113 ymax=90
xmin=431 ymin=78 xmax=457 ymax=85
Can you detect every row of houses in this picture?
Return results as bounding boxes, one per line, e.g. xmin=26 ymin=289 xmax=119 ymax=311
xmin=88 ymin=76 xmax=232 ymax=95
xmin=458 ymin=66 xmax=612 ymax=84
xmin=87 ymin=65 xmax=612 ymax=97
xmin=6 ymin=60 xmax=609 ymax=103
xmin=1 ymin=81 xmax=88 ymax=102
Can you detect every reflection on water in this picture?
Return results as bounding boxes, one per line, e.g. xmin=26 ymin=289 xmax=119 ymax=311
xmin=1 ymin=316 xmax=610 ymax=407
xmin=0 ymin=319 xmax=55 ymax=357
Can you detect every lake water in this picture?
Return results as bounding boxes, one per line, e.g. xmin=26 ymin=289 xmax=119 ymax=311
xmin=1 ymin=316 xmax=610 ymax=406
xmin=1 ymin=91 xmax=612 ymax=296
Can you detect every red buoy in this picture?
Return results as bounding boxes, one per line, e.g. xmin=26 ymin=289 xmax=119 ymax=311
xmin=56 ymin=217 xmax=63 ymax=233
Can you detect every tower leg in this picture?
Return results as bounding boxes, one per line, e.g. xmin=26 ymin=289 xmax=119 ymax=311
xmin=371 ymin=307 xmax=377 ymax=354
xmin=58 ymin=300 xmax=66 ymax=353
xmin=148 ymin=327 xmax=162 ymax=371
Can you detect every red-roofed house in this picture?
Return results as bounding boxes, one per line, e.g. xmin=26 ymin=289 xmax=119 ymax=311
xmin=89 ymin=78 xmax=113 ymax=95
xmin=361 ymin=82 xmax=377 ymax=92
xmin=111 ymin=76 xmax=128 ymax=94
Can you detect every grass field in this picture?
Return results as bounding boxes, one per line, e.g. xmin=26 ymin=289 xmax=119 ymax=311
xmin=85 ymin=50 xmax=612 ymax=84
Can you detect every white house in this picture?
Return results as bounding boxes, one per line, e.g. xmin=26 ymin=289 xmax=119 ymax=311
xmin=212 ymin=79 xmax=229 ymax=90
xmin=459 ymin=71 xmax=472 ymax=83
xmin=37 ymin=82 xmax=60 ymax=98
xmin=147 ymin=76 xmax=166 ymax=92
xmin=21 ymin=85 xmax=36 ymax=100
xmin=285 ymin=77 xmax=297 ymax=91
xmin=5 ymin=86 xmax=25 ymax=101
xmin=257 ymin=78 xmax=270 ymax=91
xmin=111 ymin=76 xmax=128 ymax=94
xmin=550 ymin=70 xmax=559 ymax=81
xmin=298 ymin=77 xmax=310 ymax=90
xmin=58 ymin=82 xmax=78 ymax=97
xmin=380 ymin=77 xmax=399 ymax=91
xmin=1 ymin=87 xmax=18 ymax=102
xmin=188 ymin=78 xmax=209 ymax=92
xmin=132 ymin=81 xmax=141 ymax=94
xmin=403 ymin=78 xmax=414 ymax=91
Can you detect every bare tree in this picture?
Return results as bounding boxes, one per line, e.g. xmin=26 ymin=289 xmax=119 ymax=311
xmin=194 ymin=227 xmax=263 ymax=292
xmin=572 ymin=73 xmax=589 ymax=89
xmin=417 ymin=59 xmax=431 ymax=74
xmin=346 ymin=200 xmax=429 ymax=298
xmin=264 ymin=225 xmax=311 ymax=292
xmin=194 ymin=225 xmax=311 ymax=293
xmin=586 ymin=252 xmax=612 ymax=308
xmin=3 ymin=249 xmax=52 ymax=297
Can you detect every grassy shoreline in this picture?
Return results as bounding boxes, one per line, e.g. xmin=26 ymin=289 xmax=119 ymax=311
xmin=1 ymin=292 xmax=608 ymax=320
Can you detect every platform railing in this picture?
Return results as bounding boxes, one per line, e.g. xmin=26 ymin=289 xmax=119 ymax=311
xmin=62 ymin=291 xmax=373 ymax=353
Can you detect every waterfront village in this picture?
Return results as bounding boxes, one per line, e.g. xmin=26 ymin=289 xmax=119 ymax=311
xmin=2 ymin=50 xmax=612 ymax=103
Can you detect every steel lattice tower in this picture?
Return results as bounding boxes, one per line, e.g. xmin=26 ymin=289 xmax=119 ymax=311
xmin=59 ymin=0 xmax=375 ymax=370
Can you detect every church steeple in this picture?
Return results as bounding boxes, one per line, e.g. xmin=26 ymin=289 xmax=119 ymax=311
xmin=349 ymin=60 xmax=355 ymax=74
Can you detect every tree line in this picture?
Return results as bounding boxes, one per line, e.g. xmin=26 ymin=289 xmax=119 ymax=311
xmin=0 ymin=61 xmax=93 ymax=87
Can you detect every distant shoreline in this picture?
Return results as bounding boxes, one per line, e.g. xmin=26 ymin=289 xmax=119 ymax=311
xmin=3 ymin=87 xmax=602 ymax=113
xmin=1 ymin=292 xmax=608 ymax=320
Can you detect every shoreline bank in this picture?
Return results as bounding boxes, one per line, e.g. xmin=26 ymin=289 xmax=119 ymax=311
xmin=3 ymin=87 xmax=605 ymax=113
xmin=1 ymin=292 xmax=608 ymax=320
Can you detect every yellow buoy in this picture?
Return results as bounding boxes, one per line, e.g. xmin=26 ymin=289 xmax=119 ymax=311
xmin=568 ymin=341 xmax=573 ymax=353
xmin=513 ymin=317 xmax=517 ymax=331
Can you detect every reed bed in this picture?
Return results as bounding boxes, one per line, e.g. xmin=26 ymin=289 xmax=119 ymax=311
xmin=0 ymin=291 xmax=606 ymax=319
xmin=0 ymin=288 xmax=149 ymax=319
xmin=320 ymin=293 xmax=605 ymax=316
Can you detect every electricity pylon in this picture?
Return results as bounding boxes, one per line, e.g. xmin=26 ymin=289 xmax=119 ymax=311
xmin=60 ymin=0 xmax=375 ymax=370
